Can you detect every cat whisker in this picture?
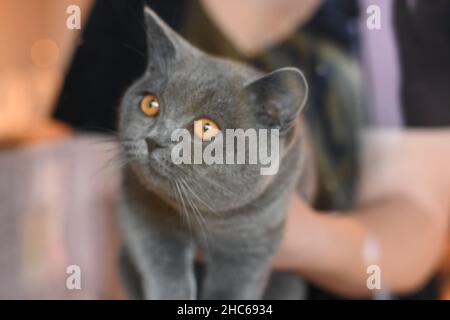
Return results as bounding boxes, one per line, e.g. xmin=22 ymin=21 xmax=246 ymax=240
xmin=90 ymin=151 xmax=131 ymax=180
xmin=180 ymin=178 xmax=208 ymax=226
xmin=73 ymin=126 xmax=119 ymax=136
xmin=180 ymin=177 xmax=218 ymax=215
xmin=173 ymin=180 xmax=194 ymax=239
xmin=191 ymin=171 xmax=265 ymax=211
xmin=179 ymin=179 xmax=210 ymax=243
xmin=90 ymin=137 xmax=138 ymax=146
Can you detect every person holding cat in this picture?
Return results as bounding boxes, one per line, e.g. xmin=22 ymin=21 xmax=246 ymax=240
xmin=54 ymin=0 xmax=450 ymax=299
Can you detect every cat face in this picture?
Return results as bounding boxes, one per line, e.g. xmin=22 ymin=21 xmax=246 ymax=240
xmin=118 ymin=7 xmax=308 ymax=212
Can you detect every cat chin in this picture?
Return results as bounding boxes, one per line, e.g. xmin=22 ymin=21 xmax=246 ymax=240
xmin=127 ymin=162 xmax=186 ymax=212
xmin=130 ymin=161 xmax=168 ymax=188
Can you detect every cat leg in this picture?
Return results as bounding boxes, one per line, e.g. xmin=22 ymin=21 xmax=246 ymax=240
xmin=263 ymin=271 xmax=307 ymax=300
xmin=144 ymin=233 xmax=196 ymax=300
xmin=122 ymin=220 xmax=197 ymax=300
xmin=200 ymin=246 xmax=273 ymax=300
xmin=118 ymin=192 xmax=197 ymax=299
xmin=118 ymin=246 xmax=144 ymax=300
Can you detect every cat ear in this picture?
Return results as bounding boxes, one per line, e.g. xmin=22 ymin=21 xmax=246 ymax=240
xmin=143 ymin=6 xmax=194 ymax=75
xmin=245 ymin=68 xmax=308 ymax=134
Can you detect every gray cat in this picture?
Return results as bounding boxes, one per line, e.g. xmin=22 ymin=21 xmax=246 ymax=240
xmin=117 ymin=7 xmax=315 ymax=300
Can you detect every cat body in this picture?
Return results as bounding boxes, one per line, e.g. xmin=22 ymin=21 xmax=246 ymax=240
xmin=117 ymin=7 xmax=313 ymax=300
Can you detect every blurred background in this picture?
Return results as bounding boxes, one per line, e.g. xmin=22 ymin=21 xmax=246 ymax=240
xmin=0 ymin=0 xmax=449 ymax=299
xmin=1 ymin=0 xmax=124 ymax=299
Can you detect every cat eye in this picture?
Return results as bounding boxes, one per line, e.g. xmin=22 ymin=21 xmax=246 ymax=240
xmin=140 ymin=94 xmax=160 ymax=117
xmin=194 ymin=118 xmax=221 ymax=141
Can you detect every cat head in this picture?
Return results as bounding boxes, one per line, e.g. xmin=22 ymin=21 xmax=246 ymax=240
xmin=118 ymin=7 xmax=308 ymax=212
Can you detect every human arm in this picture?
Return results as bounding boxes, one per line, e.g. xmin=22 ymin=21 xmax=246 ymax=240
xmin=273 ymin=129 xmax=450 ymax=297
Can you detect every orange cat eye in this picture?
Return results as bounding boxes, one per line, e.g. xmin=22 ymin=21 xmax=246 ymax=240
xmin=140 ymin=94 xmax=160 ymax=117
xmin=194 ymin=118 xmax=221 ymax=141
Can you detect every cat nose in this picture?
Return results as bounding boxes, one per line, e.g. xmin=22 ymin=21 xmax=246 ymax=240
xmin=145 ymin=137 xmax=164 ymax=153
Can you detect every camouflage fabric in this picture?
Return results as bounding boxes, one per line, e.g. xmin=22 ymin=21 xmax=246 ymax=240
xmin=254 ymin=35 xmax=364 ymax=211
xmin=183 ymin=1 xmax=365 ymax=211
